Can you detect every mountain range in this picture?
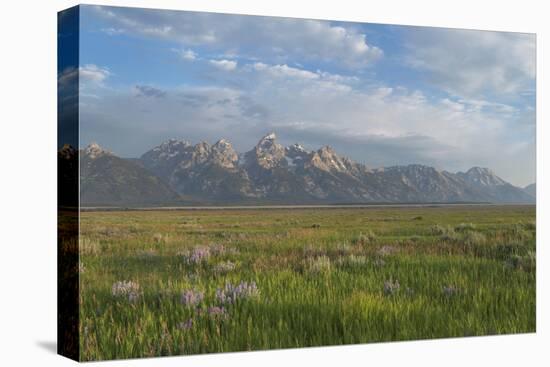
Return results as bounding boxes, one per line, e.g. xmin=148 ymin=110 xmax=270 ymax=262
xmin=60 ymin=133 xmax=535 ymax=206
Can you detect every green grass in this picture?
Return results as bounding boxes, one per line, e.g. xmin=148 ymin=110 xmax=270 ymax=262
xmin=78 ymin=205 xmax=536 ymax=360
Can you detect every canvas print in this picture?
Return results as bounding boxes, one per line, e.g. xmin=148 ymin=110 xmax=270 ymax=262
xmin=58 ymin=4 xmax=536 ymax=361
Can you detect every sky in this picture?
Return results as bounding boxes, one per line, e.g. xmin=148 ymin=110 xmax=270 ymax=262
xmin=69 ymin=5 xmax=535 ymax=186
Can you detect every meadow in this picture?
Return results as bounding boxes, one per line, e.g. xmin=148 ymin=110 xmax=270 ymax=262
xmin=77 ymin=205 xmax=536 ymax=360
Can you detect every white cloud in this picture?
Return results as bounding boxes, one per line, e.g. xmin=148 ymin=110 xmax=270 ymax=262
xmin=406 ymin=28 xmax=535 ymax=99
xmin=79 ymin=64 xmax=111 ymax=83
xmin=440 ymin=98 xmax=465 ymax=112
xmin=209 ymin=59 xmax=238 ymax=71
xmin=252 ymin=63 xmax=319 ymax=80
xmin=173 ymin=48 xmax=197 ymax=61
xmin=90 ymin=5 xmax=382 ymax=68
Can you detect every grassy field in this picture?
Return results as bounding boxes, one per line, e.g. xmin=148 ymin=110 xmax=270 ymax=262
xmin=77 ymin=205 xmax=536 ymax=361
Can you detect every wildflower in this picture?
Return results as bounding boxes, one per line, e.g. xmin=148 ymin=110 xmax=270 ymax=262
xmin=180 ymin=289 xmax=204 ymax=307
xmin=111 ymin=280 xmax=141 ymax=302
xmin=208 ymin=243 xmax=238 ymax=256
xmin=216 ymin=281 xmax=260 ymax=305
xmin=180 ymin=247 xmax=211 ymax=265
xmin=177 ymin=318 xmax=194 ymax=330
xmin=213 ymin=261 xmax=236 ymax=274
xmin=383 ymin=279 xmax=400 ymax=296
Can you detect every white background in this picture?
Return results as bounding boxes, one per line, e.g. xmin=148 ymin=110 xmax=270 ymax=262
xmin=0 ymin=0 xmax=547 ymax=365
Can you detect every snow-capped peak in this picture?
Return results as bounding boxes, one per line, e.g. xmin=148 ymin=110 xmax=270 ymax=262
xmin=84 ymin=143 xmax=110 ymax=159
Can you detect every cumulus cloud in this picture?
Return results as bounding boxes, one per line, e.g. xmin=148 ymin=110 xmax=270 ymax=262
xmin=90 ymin=5 xmax=382 ymax=68
xmin=405 ymin=28 xmax=535 ymax=99
xmin=209 ymin=59 xmax=238 ymax=71
xmin=174 ymin=48 xmax=197 ymax=61
xmin=79 ymin=64 xmax=111 ymax=83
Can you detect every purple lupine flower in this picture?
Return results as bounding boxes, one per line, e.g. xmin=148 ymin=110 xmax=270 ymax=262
xmin=111 ymin=280 xmax=141 ymax=302
xmin=180 ymin=246 xmax=211 ymax=265
xmin=216 ymin=281 xmax=259 ymax=305
xmin=180 ymin=289 xmax=204 ymax=307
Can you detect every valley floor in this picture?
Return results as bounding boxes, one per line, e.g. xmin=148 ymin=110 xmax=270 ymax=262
xmin=76 ymin=205 xmax=536 ymax=360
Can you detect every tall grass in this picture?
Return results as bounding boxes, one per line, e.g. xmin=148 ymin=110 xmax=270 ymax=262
xmin=78 ymin=205 xmax=536 ymax=360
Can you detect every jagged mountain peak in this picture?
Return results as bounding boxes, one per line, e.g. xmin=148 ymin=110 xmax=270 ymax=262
xmin=318 ymin=145 xmax=336 ymax=154
xmin=157 ymin=138 xmax=191 ymax=149
xmin=211 ymin=139 xmax=238 ymax=168
xmin=84 ymin=142 xmax=111 ymax=159
xmin=459 ymin=166 xmax=506 ymax=186
xmin=214 ymin=138 xmax=232 ymax=147
xmin=260 ymin=132 xmax=277 ymax=141
xmin=246 ymin=132 xmax=285 ymax=169
xmin=467 ymin=166 xmax=493 ymax=175
xmin=311 ymin=145 xmax=350 ymax=172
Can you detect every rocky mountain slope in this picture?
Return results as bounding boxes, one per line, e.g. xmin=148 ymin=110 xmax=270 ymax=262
xmin=80 ymin=143 xmax=182 ymax=206
xmin=75 ymin=134 xmax=534 ymax=206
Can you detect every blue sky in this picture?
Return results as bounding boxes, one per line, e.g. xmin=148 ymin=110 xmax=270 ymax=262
xmin=70 ymin=5 xmax=536 ymax=186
